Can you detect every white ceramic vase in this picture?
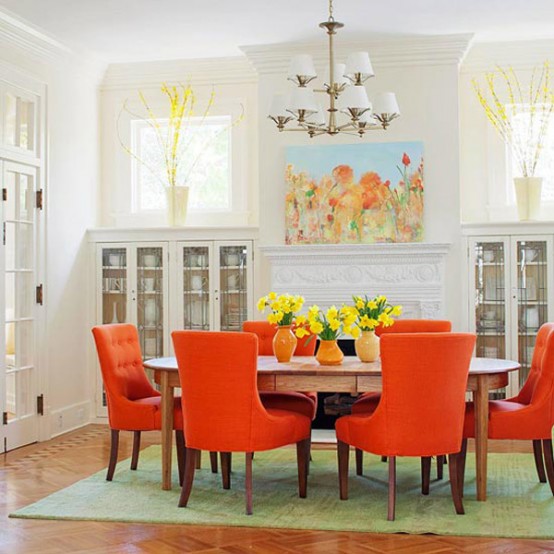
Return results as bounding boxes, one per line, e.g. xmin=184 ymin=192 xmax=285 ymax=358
xmin=165 ymin=185 xmax=189 ymax=226
xmin=514 ymin=177 xmax=542 ymax=221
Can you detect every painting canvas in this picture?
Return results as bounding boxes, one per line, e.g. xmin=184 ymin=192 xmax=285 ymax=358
xmin=285 ymin=142 xmax=424 ymax=244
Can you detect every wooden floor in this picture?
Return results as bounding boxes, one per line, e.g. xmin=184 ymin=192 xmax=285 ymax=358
xmin=1 ymin=425 xmax=553 ymax=553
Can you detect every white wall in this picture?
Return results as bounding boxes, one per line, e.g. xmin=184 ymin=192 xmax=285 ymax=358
xmin=460 ymin=40 xmax=554 ymax=223
xmin=0 ymin=26 xmax=104 ymax=437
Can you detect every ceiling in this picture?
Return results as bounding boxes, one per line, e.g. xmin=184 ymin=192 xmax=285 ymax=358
xmin=1 ymin=0 xmax=554 ymax=63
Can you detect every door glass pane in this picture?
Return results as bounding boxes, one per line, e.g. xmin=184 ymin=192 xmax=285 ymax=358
xmin=137 ymin=247 xmax=163 ymax=359
xmin=16 ymin=224 xmax=33 ymax=269
xmin=182 ymin=246 xmax=210 ymax=330
xmin=16 ymin=320 xmax=34 ymax=368
xmin=4 ymin=92 xmax=35 ymax=151
xmin=17 ymin=173 xmax=34 ymax=221
xmin=474 ymin=242 xmax=507 ymax=398
xmin=101 ymin=248 xmax=127 ymax=325
xmin=16 ymin=272 xmax=34 ymax=318
xmin=219 ymin=245 xmax=248 ymax=331
xmin=516 ymin=240 xmax=548 ymax=388
xmin=5 ymin=372 xmax=16 ymax=421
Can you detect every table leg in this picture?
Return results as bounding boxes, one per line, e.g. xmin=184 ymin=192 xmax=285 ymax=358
xmin=473 ymin=377 xmax=489 ymax=501
xmin=160 ymin=372 xmax=174 ymax=491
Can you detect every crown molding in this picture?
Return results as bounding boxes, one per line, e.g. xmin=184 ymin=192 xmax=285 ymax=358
xmin=462 ymin=40 xmax=554 ymax=73
xmin=101 ymin=57 xmax=258 ymax=91
xmin=241 ymin=34 xmax=473 ymax=74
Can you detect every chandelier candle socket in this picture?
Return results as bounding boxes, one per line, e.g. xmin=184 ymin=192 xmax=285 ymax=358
xmin=268 ymin=0 xmax=399 ymax=137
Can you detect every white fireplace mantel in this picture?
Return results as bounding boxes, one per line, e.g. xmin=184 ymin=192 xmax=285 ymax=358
xmin=260 ymin=243 xmax=451 ymax=319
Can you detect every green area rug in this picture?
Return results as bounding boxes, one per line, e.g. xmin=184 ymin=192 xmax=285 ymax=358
xmin=10 ymin=446 xmax=554 ymax=538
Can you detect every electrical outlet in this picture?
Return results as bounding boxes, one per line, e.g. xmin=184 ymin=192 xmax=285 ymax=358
xmin=57 ymin=414 xmax=63 ymax=430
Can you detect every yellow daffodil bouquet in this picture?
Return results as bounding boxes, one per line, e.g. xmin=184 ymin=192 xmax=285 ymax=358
xmin=299 ymin=304 xmax=359 ymax=341
xmin=352 ymin=294 xmax=402 ymax=332
xmin=257 ymin=292 xmax=305 ymax=326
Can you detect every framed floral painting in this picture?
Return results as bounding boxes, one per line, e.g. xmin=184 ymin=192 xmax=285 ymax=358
xmin=285 ymin=142 xmax=424 ymax=244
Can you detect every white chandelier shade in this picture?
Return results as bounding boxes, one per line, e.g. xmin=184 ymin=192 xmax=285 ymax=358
xmin=268 ymin=0 xmax=399 ymax=136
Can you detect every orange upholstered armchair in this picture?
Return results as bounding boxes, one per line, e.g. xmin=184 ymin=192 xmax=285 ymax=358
xmin=172 ymin=330 xmax=312 ymax=515
xmin=242 ymin=320 xmax=318 ymax=420
xmin=336 ymin=333 xmax=475 ymax=520
xmin=461 ymin=322 xmax=554 ymax=494
xmin=92 ymin=324 xmax=185 ymax=482
xmin=351 ymin=319 xmax=452 ymax=475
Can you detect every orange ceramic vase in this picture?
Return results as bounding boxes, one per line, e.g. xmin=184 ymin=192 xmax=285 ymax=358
xmin=272 ymin=325 xmax=297 ymax=363
xmin=355 ymin=330 xmax=380 ymax=362
xmin=316 ymin=339 xmax=344 ymax=366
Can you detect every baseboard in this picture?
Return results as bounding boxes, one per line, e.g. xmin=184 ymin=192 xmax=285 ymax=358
xmin=312 ymin=429 xmax=337 ymax=444
xmin=49 ymin=400 xmax=91 ymax=438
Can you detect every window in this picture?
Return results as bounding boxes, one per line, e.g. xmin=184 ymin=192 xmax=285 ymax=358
xmin=131 ymin=115 xmax=232 ymax=213
xmin=509 ymin=105 xmax=554 ymax=201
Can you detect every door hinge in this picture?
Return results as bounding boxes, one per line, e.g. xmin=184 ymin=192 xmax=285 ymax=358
xmin=36 ymin=283 xmax=43 ymax=305
xmin=2 ymin=412 xmax=7 ymax=425
xmin=2 ymin=188 xmax=6 ymax=201
xmin=37 ymin=394 xmax=44 ymax=416
xmin=36 ymin=189 xmax=43 ymax=210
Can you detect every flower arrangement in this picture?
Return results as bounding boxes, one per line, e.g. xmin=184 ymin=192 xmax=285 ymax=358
xmin=297 ymin=304 xmax=358 ymax=341
xmin=352 ymin=294 xmax=402 ymax=332
xmin=257 ymin=292 xmax=305 ymax=326
xmin=472 ymin=62 xmax=554 ymax=178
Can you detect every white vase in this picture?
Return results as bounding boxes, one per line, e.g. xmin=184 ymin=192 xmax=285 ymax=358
xmin=165 ymin=185 xmax=189 ymax=226
xmin=514 ymin=177 xmax=542 ymax=221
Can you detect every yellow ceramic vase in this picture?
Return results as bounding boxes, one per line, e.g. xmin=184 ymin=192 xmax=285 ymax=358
xmin=355 ymin=330 xmax=380 ymax=362
xmin=273 ymin=325 xmax=297 ymax=363
xmin=316 ymin=339 xmax=344 ymax=366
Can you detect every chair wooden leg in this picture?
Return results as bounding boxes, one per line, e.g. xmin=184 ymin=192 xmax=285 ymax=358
xmin=355 ymin=448 xmax=363 ymax=476
xmin=337 ymin=440 xmax=350 ymax=500
xmin=106 ymin=429 xmax=120 ymax=481
xmin=437 ymin=455 xmax=444 ymax=480
xmin=130 ymin=431 xmax=141 ymax=470
xmin=533 ymin=439 xmax=547 ymax=483
xmin=196 ymin=451 xmax=201 ymax=469
xmin=296 ymin=438 xmax=309 ymax=498
xmin=421 ymin=456 xmax=431 ymax=495
xmin=458 ymin=438 xmax=468 ymax=498
xmin=448 ymin=453 xmax=465 ymax=515
xmin=175 ymin=430 xmax=186 ymax=487
xmin=220 ymin=452 xmax=231 ymax=489
xmin=178 ymin=447 xmax=199 ymax=507
xmin=209 ymin=451 xmax=218 ymax=474
xmin=245 ymin=452 xmax=254 ymax=515
xmin=388 ymin=456 xmax=396 ymax=521
xmin=542 ymin=439 xmax=554 ymax=495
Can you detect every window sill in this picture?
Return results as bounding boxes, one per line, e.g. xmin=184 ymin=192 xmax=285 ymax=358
xmin=111 ymin=210 xmax=254 ymax=228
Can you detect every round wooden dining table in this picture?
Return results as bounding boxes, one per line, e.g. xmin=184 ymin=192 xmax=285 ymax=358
xmin=144 ymin=355 xmax=519 ymax=500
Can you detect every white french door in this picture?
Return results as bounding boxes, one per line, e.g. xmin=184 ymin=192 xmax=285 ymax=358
xmin=0 ymin=161 xmax=40 ymax=451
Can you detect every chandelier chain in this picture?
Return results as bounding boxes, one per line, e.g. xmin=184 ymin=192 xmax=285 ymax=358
xmin=328 ymin=0 xmax=335 ymax=22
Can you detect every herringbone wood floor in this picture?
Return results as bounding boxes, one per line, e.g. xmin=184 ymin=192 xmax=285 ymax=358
xmin=1 ymin=425 xmax=553 ymax=553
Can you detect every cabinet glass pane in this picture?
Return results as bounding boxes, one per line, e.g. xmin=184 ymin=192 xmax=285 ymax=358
xmin=219 ymin=245 xmax=248 ymax=331
xmin=101 ymin=248 xmax=127 ymax=325
xmin=474 ymin=242 xmax=507 ymax=398
xmin=182 ymin=246 xmax=210 ymax=330
xmin=137 ymin=247 xmax=164 ymax=359
xmin=516 ymin=240 xmax=548 ymax=388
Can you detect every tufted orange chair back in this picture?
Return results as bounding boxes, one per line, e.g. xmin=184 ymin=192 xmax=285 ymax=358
xmin=375 ymin=319 xmax=452 ymax=337
xmin=342 ymin=333 xmax=475 ymax=457
xmin=242 ymin=320 xmax=316 ymax=356
xmin=515 ymin=322 xmax=554 ymax=406
xmin=92 ymin=324 xmax=161 ymax=430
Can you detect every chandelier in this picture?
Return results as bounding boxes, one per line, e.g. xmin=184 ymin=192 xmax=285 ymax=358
xmin=268 ymin=0 xmax=400 ymax=137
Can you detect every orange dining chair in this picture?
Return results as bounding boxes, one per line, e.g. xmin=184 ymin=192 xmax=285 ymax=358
xmin=172 ymin=330 xmax=312 ymax=515
xmin=242 ymin=320 xmax=318 ymax=420
xmin=336 ymin=332 xmax=475 ymax=520
xmin=460 ymin=322 xmax=554 ymax=495
xmin=351 ymin=319 xmax=452 ymax=475
xmin=92 ymin=324 xmax=185 ymax=482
